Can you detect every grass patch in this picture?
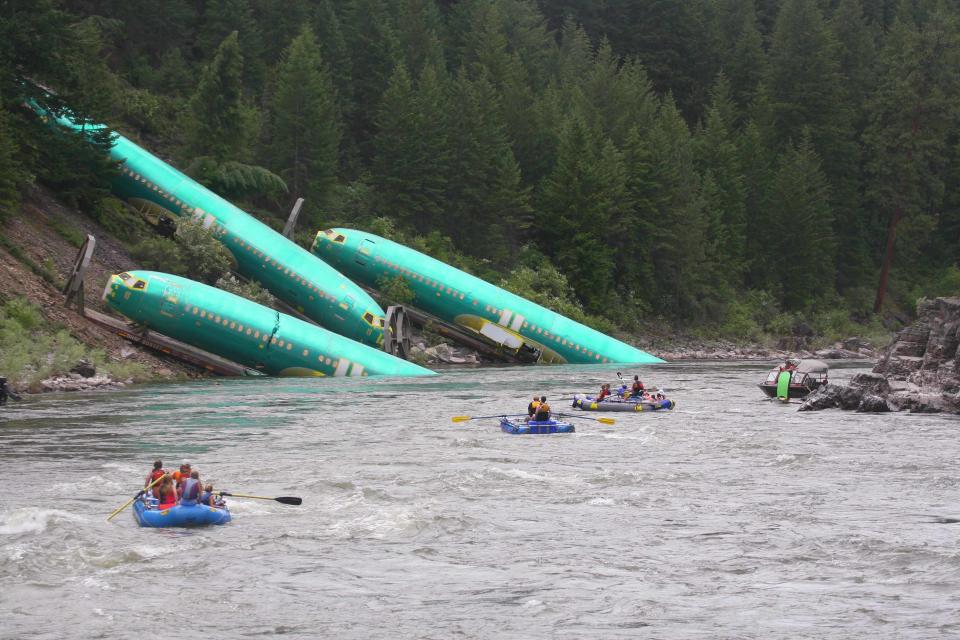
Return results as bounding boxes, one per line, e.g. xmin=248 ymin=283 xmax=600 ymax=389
xmin=1 ymin=297 xmax=150 ymax=390
xmin=0 ymin=234 xmax=64 ymax=288
xmin=47 ymin=215 xmax=86 ymax=247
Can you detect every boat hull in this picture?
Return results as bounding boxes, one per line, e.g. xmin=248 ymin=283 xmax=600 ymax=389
xmin=499 ymin=418 xmax=575 ymax=434
xmin=133 ymin=499 xmax=231 ymax=528
xmin=758 ymin=383 xmax=820 ymax=400
xmin=572 ymin=394 xmax=675 ymax=412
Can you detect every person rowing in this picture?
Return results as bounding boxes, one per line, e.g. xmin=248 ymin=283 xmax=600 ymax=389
xmin=526 ymin=396 xmax=541 ymax=422
xmin=596 ymin=383 xmax=611 ymax=402
xmin=534 ymin=396 xmax=551 ymax=422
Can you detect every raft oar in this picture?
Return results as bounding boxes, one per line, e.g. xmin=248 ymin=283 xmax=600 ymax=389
xmin=452 ymin=414 xmax=527 ymax=423
xmin=217 ymin=491 xmax=302 ymax=506
xmin=107 ymin=473 xmax=167 ymax=522
xmin=556 ymin=412 xmax=616 ymax=425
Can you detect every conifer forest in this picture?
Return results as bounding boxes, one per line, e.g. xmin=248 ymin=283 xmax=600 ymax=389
xmin=2 ymin=0 xmax=959 ymax=339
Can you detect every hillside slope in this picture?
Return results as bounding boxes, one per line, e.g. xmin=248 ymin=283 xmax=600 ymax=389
xmin=0 ymin=187 xmax=200 ymax=383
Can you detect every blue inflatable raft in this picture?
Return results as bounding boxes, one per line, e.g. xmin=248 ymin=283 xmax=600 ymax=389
xmin=500 ymin=417 xmax=575 ymax=434
xmin=572 ymin=394 xmax=675 ymax=412
xmin=133 ymin=499 xmax=231 ymax=528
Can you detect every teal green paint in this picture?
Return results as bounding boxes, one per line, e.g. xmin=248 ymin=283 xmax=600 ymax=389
xmin=43 ymin=111 xmax=385 ymax=348
xmin=311 ymin=229 xmax=664 ymax=365
xmin=104 ymin=271 xmax=433 ymax=377
xmin=776 ymin=370 xmax=791 ymax=400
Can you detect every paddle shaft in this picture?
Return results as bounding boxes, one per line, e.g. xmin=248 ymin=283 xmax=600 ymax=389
xmin=217 ymin=492 xmax=302 ymax=505
xmin=107 ymin=472 xmax=167 ymax=522
xmin=452 ymin=414 xmax=528 ymax=422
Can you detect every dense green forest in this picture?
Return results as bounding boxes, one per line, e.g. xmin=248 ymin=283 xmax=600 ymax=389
xmin=1 ymin=0 xmax=958 ymax=340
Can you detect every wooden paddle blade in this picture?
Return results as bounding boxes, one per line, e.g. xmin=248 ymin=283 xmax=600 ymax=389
xmin=597 ymin=417 xmax=616 ymax=424
xmin=451 ymin=416 xmax=472 ymax=422
xmin=275 ymin=496 xmax=302 ymax=505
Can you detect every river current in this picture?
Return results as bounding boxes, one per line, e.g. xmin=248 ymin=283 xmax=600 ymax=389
xmin=1 ymin=361 xmax=958 ymax=639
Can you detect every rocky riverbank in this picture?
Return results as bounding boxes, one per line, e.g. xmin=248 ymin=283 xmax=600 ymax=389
xmin=800 ymin=297 xmax=960 ymax=414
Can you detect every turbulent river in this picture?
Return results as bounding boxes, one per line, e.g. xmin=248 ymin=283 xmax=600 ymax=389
xmin=1 ymin=361 xmax=958 ymax=639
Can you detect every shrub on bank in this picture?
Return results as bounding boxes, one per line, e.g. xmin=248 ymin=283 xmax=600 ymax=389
xmin=0 ymin=298 xmax=149 ymax=390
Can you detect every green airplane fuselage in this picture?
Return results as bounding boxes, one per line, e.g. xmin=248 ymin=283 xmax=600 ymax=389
xmin=311 ymin=229 xmax=664 ymax=365
xmin=44 ymin=112 xmax=385 ymax=348
xmin=103 ymin=270 xmax=434 ymax=377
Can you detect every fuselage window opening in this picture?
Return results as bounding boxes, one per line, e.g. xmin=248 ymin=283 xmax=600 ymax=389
xmin=133 ymin=280 xmax=146 ymax=290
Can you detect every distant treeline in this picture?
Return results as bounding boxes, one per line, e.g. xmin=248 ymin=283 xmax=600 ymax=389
xmin=1 ymin=0 xmax=958 ymax=335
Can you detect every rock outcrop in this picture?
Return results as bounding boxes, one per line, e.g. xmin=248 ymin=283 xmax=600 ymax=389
xmin=800 ymin=297 xmax=960 ymax=414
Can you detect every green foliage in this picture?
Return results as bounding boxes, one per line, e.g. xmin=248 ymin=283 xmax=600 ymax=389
xmin=131 ymin=217 xmax=234 ymax=285
xmin=0 ymin=106 xmax=27 ymax=219
xmin=376 ymin=274 xmax=415 ymax=306
xmin=6 ymin=0 xmax=960 ymax=345
xmin=186 ymin=158 xmax=287 ymax=202
xmin=0 ymin=298 xmax=148 ymax=388
xmin=185 ymin=31 xmax=260 ymax=163
xmin=267 ymin=25 xmax=340 ymax=222
xmin=215 ymin=274 xmax=277 ymax=307
xmin=500 ymin=249 xmax=617 ymax=335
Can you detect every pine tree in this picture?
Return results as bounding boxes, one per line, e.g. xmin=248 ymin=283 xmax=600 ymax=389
xmin=0 ymin=104 xmax=26 ymax=219
xmin=341 ymin=0 xmax=400 ymax=163
xmin=196 ymin=0 xmax=266 ymax=91
xmin=371 ymin=63 xmax=450 ymax=231
xmin=537 ymin=107 xmax=623 ymax=312
xmin=443 ymin=72 xmax=531 ymax=263
xmin=766 ymin=0 xmax=860 ymax=295
xmin=863 ymin=8 xmax=960 ymax=311
xmin=766 ymin=134 xmax=835 ymax=310
xmin=268 ymin=25 xmax=341 ymax=223
xmin=695 ymin=75 xmax=747 ymax=284
xmin=647 ymin=95 xmax=713 ymax=320
xmin=185 ymin=31 xmax=259 ymax=163
xmin=391 ymin=0 xmax=445 ymax=75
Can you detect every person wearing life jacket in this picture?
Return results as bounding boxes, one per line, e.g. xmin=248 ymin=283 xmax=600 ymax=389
xmin=534 ymin=396 xmax=551 ymax=422
xmin=145 ymin=459 xmax=166 ymax=488
xmin=527 ymin=396 xmax=541 ymax=422
xmin=155 ymin=475 xmax=178 ymax=510
xmin=630 ymin=376 xmax=645 ymax=398
xmin=179 ymin=470 xmax=202 ymax=506
xmin=173 ymin=463 xmax=191 ymax=490
xmin=596 ymin=384 xmax=611 ymax=402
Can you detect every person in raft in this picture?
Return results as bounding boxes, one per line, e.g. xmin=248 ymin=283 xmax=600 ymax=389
xmin=173 ymin=463 xmax=191 ymax=491
xmin=596 ymin=383 xmax=612 ymax=402
xmin=155 ymin=475 xmax=178 ymax=510
xmin=526 ymin=396 xmax=541 ymax=422
xmin=534 ymin=396 xmax=551 ymax=422
xmin=199 ymin=483 xmax=225 ymax=508
xmin=179 ymin=470 xmax=203 ymax=506
xmin=630 ymin=376 xmax=645 ymax=398
xmin=145 ymin=460 xmax=166 ymax=487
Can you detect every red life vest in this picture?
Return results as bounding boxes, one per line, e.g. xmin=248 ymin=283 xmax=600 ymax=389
xmin=158 ymin=486 xmax=177 ymax=509
xmin=149 ymin=469 xmax=166 ymax=484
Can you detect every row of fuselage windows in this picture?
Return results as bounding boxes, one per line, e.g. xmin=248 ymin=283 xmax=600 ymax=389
xmin=231 ymin=234 xmax=342 ymax=306
xmin=183 ymin=303 xmax=338 ymax=369
xmin=120 ymin=165 xmax=342 ymax=310
xmin=371 ymin=256 xmax=608 ymax=362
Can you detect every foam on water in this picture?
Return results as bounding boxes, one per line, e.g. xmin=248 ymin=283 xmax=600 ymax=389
xmin=1 ymin=362 xmax=959 ymax=640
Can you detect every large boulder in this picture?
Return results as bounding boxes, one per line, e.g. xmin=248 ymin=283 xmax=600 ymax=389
xmin=805 ymin=297 xmax=960 ymax=414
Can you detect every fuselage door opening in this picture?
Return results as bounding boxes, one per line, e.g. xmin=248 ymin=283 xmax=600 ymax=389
xmin=356 ymin=238 xmax=376 ymax=266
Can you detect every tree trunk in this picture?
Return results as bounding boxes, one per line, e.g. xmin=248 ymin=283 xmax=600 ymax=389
xmin=873 ymin=205 xmax=903 ymax=313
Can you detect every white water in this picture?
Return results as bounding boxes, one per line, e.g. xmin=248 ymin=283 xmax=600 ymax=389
xmin=1 ymin=361 xmax=958 ymax=639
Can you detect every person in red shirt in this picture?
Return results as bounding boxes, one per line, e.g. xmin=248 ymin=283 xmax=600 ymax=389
xmin=596 ymin=384 xmax=611 ymax=402
xmin=145 ymin=459 xmax=166 ymax=488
